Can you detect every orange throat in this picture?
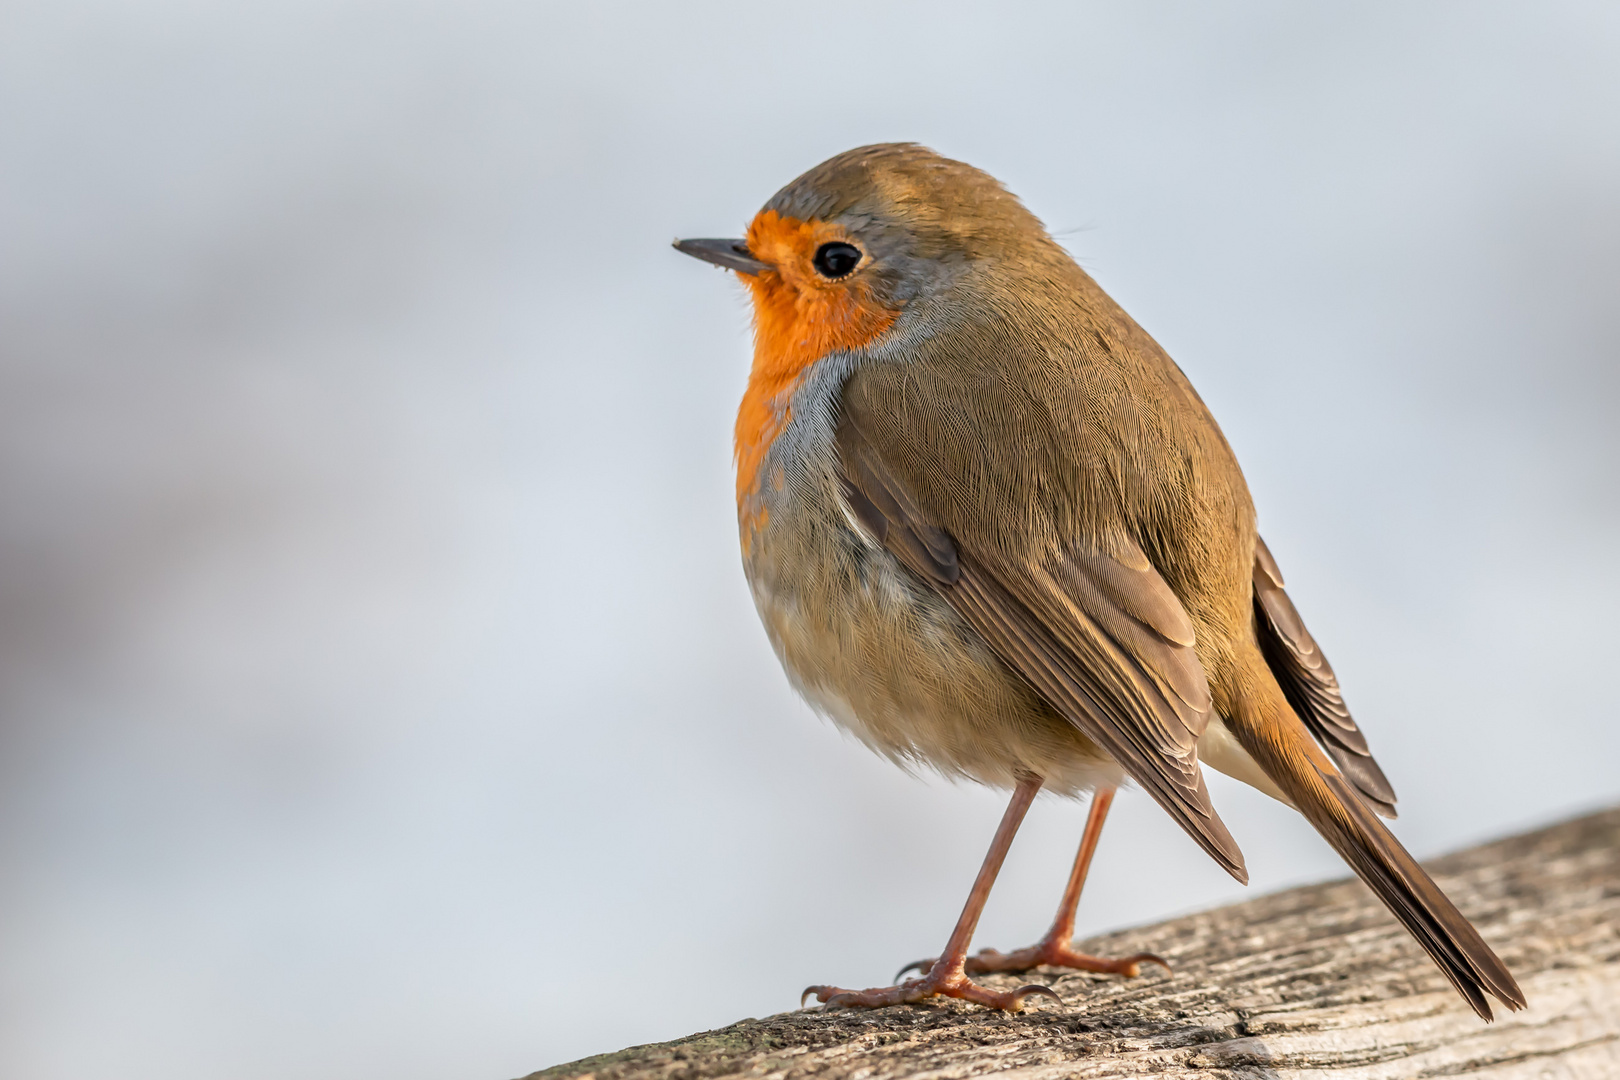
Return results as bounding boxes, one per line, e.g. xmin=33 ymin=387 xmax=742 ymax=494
xmin=733 ymin=211 xmax=897 ymax=533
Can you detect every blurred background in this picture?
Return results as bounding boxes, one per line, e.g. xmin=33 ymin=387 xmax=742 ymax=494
xmin=2 ymin=2 xmax=1617 ymax=1077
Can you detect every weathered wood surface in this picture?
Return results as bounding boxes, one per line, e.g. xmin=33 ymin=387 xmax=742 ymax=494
xmin=531 ymin=808 xmax=1619 ymax=1080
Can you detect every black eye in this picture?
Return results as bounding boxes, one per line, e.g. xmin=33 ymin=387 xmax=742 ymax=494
xmin=812 ymin=241 xmax=862 ymax=279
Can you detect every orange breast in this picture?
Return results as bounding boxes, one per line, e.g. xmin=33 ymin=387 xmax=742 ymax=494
xmin=734 ymin=211 xmax=897 ymax=532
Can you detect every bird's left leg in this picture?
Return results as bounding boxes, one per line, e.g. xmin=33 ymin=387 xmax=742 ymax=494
xmin=900 ymin=787 xmax=1168 ymax=979
xmin=803 ymin=774 xmax=1061 ymax=1012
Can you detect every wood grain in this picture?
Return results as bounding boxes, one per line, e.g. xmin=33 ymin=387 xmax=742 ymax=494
xmin=529 ymin=807 xmax=1620 ymax=1080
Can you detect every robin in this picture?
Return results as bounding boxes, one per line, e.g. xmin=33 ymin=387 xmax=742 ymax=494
xmin=673 ymin=143 xmax=1524 ymax=1018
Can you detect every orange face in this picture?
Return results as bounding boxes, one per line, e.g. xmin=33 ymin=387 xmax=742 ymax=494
xmin=734 ymin=210 xmax=898 ymax=519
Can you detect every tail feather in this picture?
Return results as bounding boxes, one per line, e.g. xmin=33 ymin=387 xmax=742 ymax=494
xmin=1311 ymin=766 xmax=1525 ymax=1018
xmin=1235 ymin=698 xmax=1525 ymax=1020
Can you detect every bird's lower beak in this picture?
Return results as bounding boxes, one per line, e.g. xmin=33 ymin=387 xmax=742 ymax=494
xmin=672 ymin=237 xmax=771 ymax=276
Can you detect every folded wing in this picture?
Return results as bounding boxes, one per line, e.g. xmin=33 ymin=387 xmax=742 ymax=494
xmin=1252 ymin=536 xmax=1398 ymax=817
xmin=837 ymin=408 xmax=1247 ymax=882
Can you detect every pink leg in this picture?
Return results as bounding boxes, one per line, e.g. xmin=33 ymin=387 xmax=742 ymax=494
xmin=903 ymin=787 xmax=1169 ymax=980
xmin=803 ymin=774 xmax=1062 ymax=1012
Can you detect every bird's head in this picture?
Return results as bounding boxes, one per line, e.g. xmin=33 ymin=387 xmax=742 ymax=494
xmin=676 ymin=143 xmax=1058 ymax=380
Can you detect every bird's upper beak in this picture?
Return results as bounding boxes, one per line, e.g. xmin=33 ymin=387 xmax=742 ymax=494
xmin=672 ymin=237 xmax=771 ymax=276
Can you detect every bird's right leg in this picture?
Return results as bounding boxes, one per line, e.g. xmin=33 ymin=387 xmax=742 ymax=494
xmin=901 ymin=787 xmax=1168 ymax=980
xmin=802 ymin=773 xmax=1061 ymax=1012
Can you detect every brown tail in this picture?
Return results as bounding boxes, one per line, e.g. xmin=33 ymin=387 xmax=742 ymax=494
xmin=1232 ymin=687 xmax=1525 ymax=1020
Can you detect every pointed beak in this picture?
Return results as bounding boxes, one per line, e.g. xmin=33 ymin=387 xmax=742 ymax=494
xmin=672 ymin=237 xmax=771 ymax=276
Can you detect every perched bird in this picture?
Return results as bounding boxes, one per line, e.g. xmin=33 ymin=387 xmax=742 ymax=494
xmin=673 ymin=143 xmax=1523 ymax=1019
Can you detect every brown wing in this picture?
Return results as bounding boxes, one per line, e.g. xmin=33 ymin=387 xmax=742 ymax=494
xmin=1252 ymin=536 xmax=1398 ymax=817
xmin=837 ymin=412 xmax=1248 ymax=883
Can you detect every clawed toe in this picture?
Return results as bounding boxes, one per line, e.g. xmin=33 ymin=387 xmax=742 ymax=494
xmin=1007 ymin=982 xmax=1064 ymax=1008
xmin=893 ymin=957 xmax=934 ymax=981
xmin=963 ymin=941 xmax=1171 ymax=977
xmin=1112 ymin=951 xmax=1171 ymax=977
xmin=802 ymin=970 xmax=1060 ymax=1012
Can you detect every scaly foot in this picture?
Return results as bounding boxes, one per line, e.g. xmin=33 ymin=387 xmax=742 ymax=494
xmin=898 ymin=941 xmax=1169 ymax=980
xmin=803 ymin=963 xmax=1061 ymax=1012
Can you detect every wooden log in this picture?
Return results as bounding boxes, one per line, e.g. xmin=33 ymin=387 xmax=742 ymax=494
xmin=529 ymin=807 xmax=1620 ymax=1079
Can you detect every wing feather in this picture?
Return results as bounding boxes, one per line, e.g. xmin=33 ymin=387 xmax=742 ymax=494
xmin=1252 ymin=536 xmax=1398 ymax=817
xmin=837 ymin=412 xmax=1247 ymax=881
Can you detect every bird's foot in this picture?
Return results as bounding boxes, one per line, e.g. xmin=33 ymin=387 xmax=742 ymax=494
xmin=899 ymin=940 xmax=1168 ymax=979
xmin=802 ymin=963 xmax=1061 ymax=1012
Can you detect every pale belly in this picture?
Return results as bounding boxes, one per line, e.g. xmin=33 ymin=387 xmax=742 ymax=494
xmin=743 ymin=501 xmax=1123 ymax=798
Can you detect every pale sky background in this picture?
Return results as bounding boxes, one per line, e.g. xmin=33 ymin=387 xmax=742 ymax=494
xmin=2 ymin=3 xmax=1617 ymax=1078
